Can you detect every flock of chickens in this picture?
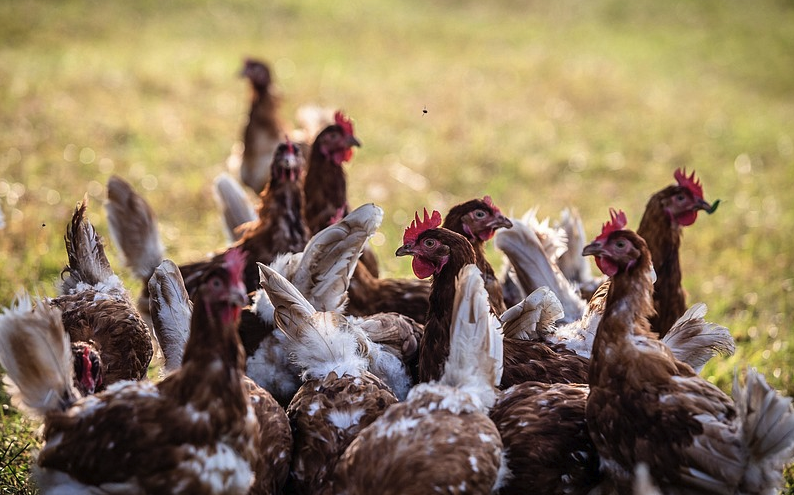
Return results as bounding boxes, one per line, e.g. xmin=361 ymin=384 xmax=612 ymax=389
xmin=1 ymin=58 xmax=793 ymax=495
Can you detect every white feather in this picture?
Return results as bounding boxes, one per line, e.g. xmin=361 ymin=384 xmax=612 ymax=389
xmin=495 ymin=218 xmax=585 ymax=323
xmin=661 ymin=303 xmax=735 ymax=373
xmin=213 ymin=173 xmax=257 ymax=243
xmin=441 ymin=264 xmax=503 ymax=411
xmin=148 ymin=259 xmax=192 ymax=372
xmin=0 ymin=293 xmax=78 ymax=415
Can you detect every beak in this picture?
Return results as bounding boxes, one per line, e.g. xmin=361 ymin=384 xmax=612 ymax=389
xmin=395 ymin=244 xmax=413 ymax=257
xmin=347 ymin=135 xmax=361 ymax=148
xmin=228 ymin=283 xmax=250 ymax=307
xmin=582 ymin=241 xmax=605 ymax=258
xmin=699 ymin=198 xmax=720 ymax=215
xmin=487 ymin=215 xmax=513 ymax=230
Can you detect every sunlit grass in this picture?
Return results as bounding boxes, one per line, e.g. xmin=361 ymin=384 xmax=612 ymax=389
xmin=1 ymin=0 xmax=793 ymax=491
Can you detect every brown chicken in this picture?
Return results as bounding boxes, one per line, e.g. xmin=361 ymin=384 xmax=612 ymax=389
xmin=236 ymin=58 xmax=285 ymax=194
xmin=583 ymin=210 xmax=794 ymax=494
xmin=52 ymin=198 xmax=152 ymax=394
xmin=442 ymin=195 xmax=513 ymax=314
xmin=259 ymin=264 xmax=397 ymax=495
xmin=107 ymin=140 xmax=309 ymax=309
xmin=637 ymin=168 xmax=719 ymax=337
xmin=395 ymin=209 xmax=589 ymax=387
xmin=333 ymin=264 xmax=507 ymax=495
xmin=0 ymin=250 xmax=273 ymax=494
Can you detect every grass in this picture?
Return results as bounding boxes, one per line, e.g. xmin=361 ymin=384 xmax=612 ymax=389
xmin=1 ymin=0 xmax=793 ymax=491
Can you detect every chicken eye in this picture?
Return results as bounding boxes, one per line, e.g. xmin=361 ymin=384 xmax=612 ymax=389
xmin=676 ymin=193 xmax=686 ymax=202
xmin=615 ymin=240 xmax=626 ymax=249
xmin=209 ymin=277 xmax=223 ymax=289
xmin=474 ymin=210 xmax=487 ymax=219
xmin=423 ymin=238 xmax=436 ymax=248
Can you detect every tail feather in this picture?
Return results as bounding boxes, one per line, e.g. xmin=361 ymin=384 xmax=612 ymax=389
xmin=442 ymin=264 xmax=503 ymax=410
xmin=662 ymin=303 xmax=735 ymax=373
xmin=291 ymin=203 xmax=384 ymax=312
xmin=60 ymin=196 xmax=115 ymax=294
xmin=495 ymin=219 xmax=584 ymax=323
xmin=555 ymin=207 xmax=596 ymax=286
xmin=213 ymin=173 xmax=257 ymax=243
xmin=104 ymin=175 xmax=164 ymax=282
xmin=734 ymin=369 xmax=794 ymax=492
xmin=0 ymin=294 xmax=78 ymax=416
xmin=148 ymin=259 xmax=192 ymax=372
xmin=499 ymin=286 xmax=564 ymax=340
xmin=258 ymin=263 xmax=368 ymax=380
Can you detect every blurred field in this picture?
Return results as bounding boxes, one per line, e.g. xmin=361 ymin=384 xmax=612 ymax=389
xmin=1 ymin=0 xmax=793 ymax=491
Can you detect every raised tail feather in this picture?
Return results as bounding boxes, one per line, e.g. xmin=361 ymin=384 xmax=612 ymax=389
xmin=0 ymin=293 xmax=78 ymax=416
xmin=213 ymin=173 xmax=257 ymax=243
xmin=258 ymin=263 xmax=369 ymax=380
xmin=442 ymin=264 xmax=504 ymax=410
xmin=290 ymin=203 xmax=384 ymax=312
xmin=734 ymin=369 xmax=794 ymax=493
xmin=555 ymin=207 xmax=596 ymax=286
xmin=661 ymin=303 xmax=735 ymax=373
xmin=60 ymin=196 xmax=116 ymax=294
xmin=499 ymin=286 xmax=564 ymax=341
xmin=148 ymin=259 xmax=192 ymax=372
xmin=104 ymin=175 xmax=164 ymax=282
xmin=495 ymin=218 xmax=585 ymax=323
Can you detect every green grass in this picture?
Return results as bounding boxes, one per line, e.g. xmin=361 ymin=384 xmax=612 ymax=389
xmin=1 ymin=0 xmax=793 ymax=491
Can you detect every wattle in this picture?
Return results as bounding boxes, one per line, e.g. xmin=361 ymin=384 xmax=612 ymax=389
xmin=412 ymin=257 xmax=437 ymax=279
xmin=595 ymin=257 xmax=618 ymax=277
xmin=676 ymin=210 xmax=698 ymax=226
xmin=477 ymin=229 xmax=495 ymax=241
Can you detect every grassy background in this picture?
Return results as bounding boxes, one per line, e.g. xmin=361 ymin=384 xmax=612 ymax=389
xmin=1 ymin=0 xmax=793 ymax=491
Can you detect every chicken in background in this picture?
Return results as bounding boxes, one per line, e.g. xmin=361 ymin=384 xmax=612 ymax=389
xmin=258 ymin=263 xmax=397 ymax=495
xmin=226 ymin=58 xmax=285 ymax=195
xmin=582 ymin=210 xmax=793 ymax=494
xmin=396 ymin=208 xmax=589 ymax=387
xmin=638 ymin=167 xmax=719 ymax=337
xmin=106 ymin=139 xmax=309 ymax=313
xmin=333 ymin=264 xmax=508 ymax=495
xmin=0 ymin=250 xmax=270 ymax=494
xmin=147 ymin=258 xmax=292 ymax=495
xmin=213 ymin=172 xmax=257 ymax=243
xmin=51 ymin=197 xmax=152 ymax=395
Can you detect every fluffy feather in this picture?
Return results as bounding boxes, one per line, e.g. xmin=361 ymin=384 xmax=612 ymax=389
xmin=60 ymin=196 xmax=115 ymax=294
xmin=499 ymin=286 xmax=564 ymax=341
xmin=442 ymin=264 xmax=504 ymax=410
xmin=148 ymin=259 xmax=192 ymax=373
xmin=0 ymin=294 xmax=78 ymax=415
xmin=213 ymin=172 xmax=257 ymax=243
xmin=661 ymin=303 xmax=735 ymax=373
xmin=495 ymin=218 xmax=585 ymax=323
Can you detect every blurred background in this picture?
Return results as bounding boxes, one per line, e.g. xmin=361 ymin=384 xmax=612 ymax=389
xmin=1 ymin=0 xmax=793 ymax=490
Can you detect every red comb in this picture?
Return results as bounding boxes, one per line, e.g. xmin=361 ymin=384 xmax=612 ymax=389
xmin=403 ymin=208 xmax=442 ymax=246
xmin=334 ymin=111 xmax=355 ymax=137
xmin=674 ymin=168 xmax=704 ymax=199
xmin=285 ymin=135 xmax=295 ymax=155
xmin=595 ymin=208 xmax=628 ymax=243
xmin=223 ymin=248 xmax=247 ymax=287
xmin=483 ymin=195 xmax=501 ymax=214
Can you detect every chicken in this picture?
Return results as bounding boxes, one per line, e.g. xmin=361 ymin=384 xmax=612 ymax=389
xmin=638 ymin=167 xmax=719 ymax=337
xmin=107 ymin=140 xmax=309 ymax=311
xmin=213 ymin=172 xmax=257 ymax=243
xmin=52 ymin=197 xmax=152 ymax=394
xmin=442 ymin=195 xmax=513 ymax=314
xmin=395 ymin=209 xmax=589 ymax=387
xmin=241 ymin=203 xmax=388 ymax=405
xmin=232 ymin=58 xmax=285 ymax=195
xmin=489 ymin=381 xmax=602 ymax=495
xmin=333 ymin=264 xmax=508 ymax=494
xmin=0 ymin=250 xmax=269 ymax=494
xmin=582 ymin=209 xmax=794 ymax=494
xmin=303 ymin=111 xmax=361 ymax=236
xmin=258 ymin=263 xmax=397 ymax=495
xmin=147 ymin=258 xmax=292 ymax=495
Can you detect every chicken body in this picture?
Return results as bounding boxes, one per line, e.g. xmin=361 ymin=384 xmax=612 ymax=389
xmin=583 ymin=222 xmax=794 ymax=494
